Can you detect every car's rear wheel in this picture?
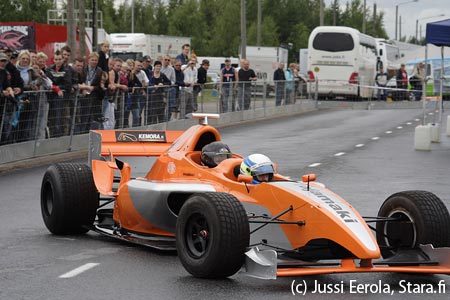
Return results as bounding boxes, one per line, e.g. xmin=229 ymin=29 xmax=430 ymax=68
xmin=41 ymin=163 xmax=99 ymax=235
xmin=376 ymin=190 xmax=450 ymax=258
xmin=176 ymin=192 xmax=249 ymax=278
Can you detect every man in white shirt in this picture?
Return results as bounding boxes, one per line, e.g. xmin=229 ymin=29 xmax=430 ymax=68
xmin=183 ymin=59 xmax=198 ymax=114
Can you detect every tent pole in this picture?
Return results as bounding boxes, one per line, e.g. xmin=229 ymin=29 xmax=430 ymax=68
xmin=439 ymin=46 xmax=444 ymax=123
xmin=423 ymin=44 xmax=428 ymax=125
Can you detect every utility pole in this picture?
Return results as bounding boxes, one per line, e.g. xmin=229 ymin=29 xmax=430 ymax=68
xmin=399 ymin=15 xmax=402 ymax=41
xmin=92 ymin=0 xmax=98 ymax=52
xmin=67 ymin=0 xmax=76 ymax=62
xmin=257 ymin=0 xmax=261 ymax=46
xmin=333 ymin=0 xmax=337 ymax=26
xmin=79 ymin=0 xmax=87 ymax=59
xmin=362 ymin=0 xmax=366 ymax=33
xmin=395 ymin=5 xmax=398 ymax=40
xmin=131 ymin=0 xmax=135 ymax=33
xmin=241 ymin=0 xmax=247 ymax=59
xmin=373 ymin=3 xmax=377 ymax=35
xmin=319 ymin=0 xmax=324 ymax=26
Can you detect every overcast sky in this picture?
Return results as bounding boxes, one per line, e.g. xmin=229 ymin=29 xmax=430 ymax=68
xmin=112 ymin=0 xmax=449 ymax=40
xmin=324 ymin=0 xmax=450 ymax=39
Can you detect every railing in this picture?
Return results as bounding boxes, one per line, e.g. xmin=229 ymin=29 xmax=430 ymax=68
xmin=0 ymin=80 xmax=311 ymax=149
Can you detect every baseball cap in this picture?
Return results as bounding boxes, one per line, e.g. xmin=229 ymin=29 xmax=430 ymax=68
xmin=0 ymin=52 xmax=8 ymax=61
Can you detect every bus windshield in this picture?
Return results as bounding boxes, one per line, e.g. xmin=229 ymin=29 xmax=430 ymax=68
xmin=312 ymin=33 xmax=354 ymax=52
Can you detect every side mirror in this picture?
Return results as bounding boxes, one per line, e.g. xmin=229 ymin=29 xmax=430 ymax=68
xmin=302 ymin=174 xmax=316 ymax=182
xmin=238 ymin=174 xmax=253 ymax=184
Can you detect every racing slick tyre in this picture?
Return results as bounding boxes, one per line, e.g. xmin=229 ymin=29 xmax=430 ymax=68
xmin=176 ymin=192 xmax=250 ymax=278
xmin=41 ymin=163 xmax=99 ymax=235
xmin=376 ymin=190 xmax=450 ymax=258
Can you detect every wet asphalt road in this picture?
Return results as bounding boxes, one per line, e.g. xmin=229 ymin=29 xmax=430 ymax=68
xmin=0 ymin=108 xmax=449 ymax=299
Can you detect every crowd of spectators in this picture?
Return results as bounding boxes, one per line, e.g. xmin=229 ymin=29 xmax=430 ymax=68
xmin=0 ymin=42 xmax=307 ymax=146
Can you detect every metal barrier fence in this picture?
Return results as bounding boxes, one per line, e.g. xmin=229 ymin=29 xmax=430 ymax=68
xmin=307 ymin=79 xmax=428 ymax=102
xmin=0 ymin=79 xmax=311 ymax=148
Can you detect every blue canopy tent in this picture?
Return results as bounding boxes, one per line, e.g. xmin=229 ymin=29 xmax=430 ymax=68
xmin=425 ymin=19 xmax=450 ymax=124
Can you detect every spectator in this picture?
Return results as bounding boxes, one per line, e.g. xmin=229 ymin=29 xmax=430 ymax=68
xmin=285 ymin=63 xmax=295 ymax=104
xmin=61 ymin=45 xmax=72 ymax=65
xmin=161 ymin=55 xmax=176 ymax=119
xmin=149 ymin=61 xmax=171 ymax=124
xmin=196 ymin=59 xmax=209 ymax=100
xmin=237 ymin=59 xmax=256 ymax=110
xmin=1 ymin=48 xmax=24 ymax=97
xmin=98 ymin=41 xmax=110 ymax=72
xmin=34 ymin=52 xmax=52 ymax=139
xmin=375 ymin=66 xmax=388 ymax=101
xmin=141 ymin=55 xmax=153 ymax=80
xmin=134 ymin=60 xmax=149 ymax=122
xmin=411 ymin=62 xmax=425 ymax=101
xmin=176 ymin=44 xmax=190 ymax=66
xmin=16 ymin=50 xmax=38 ymax=141
xmin=77 ymin=52 xmax=103 ymax=133
xmin=183 ymin=58 xmax=198 ymax=115
xmin=60 ymin=45 xmax=77 ymax=135
xmin=273 ymin=63 xmax=286 ymax=106
xmin=220 ymin=58 xmax=237 ymax=112
xmin=29 ymin=50 xmax=37 ymax=66
xmin=108 ymin=58 xmax=128 ymax=128
xmin=0 ymin=52 xmax=16 ymax=145
xmin=47 ymin=50 xmax=72 ymax=137
xmin=396 ymin=64 xmax=408 ymax=101
xmin=173 ymin=60 xmax=185 ymax=120
xmin=124 ymin=61 xmax=140 ymax=127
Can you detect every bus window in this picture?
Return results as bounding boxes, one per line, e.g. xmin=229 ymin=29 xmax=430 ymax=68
xmin=312 ymin=33 xmax=354 ymax=52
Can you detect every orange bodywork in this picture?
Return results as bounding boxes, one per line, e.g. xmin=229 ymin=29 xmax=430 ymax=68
xmin=89 ymin=125 xmax=450 ymax=276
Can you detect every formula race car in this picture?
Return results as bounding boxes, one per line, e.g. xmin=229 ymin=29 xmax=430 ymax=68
xmin=40 ymin=114 xmax=450 ymax=279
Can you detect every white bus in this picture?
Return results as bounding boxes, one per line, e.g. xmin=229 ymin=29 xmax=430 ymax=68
xmin=307 ymin=26 xmax=378 ymax=99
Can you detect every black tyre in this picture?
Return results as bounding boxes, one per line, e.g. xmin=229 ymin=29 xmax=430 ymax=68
xmin=176 ymin=192 xmax=249 ymax=278
xmin=41 ymin=163 xmax=99 ymax=235
xmin=376 ymin=190 xmax=450 ymax=258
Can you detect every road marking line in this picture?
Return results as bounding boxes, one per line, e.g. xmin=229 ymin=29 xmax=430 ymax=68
xmin=355 ymin=144 xmax=365 ymax=148
xmin=415 ymin=119 xmax=421 ymax=122
xmin=334 ymin=152 xmax=346 ymax=157
xmin=59 ymin=263 xmax=99 ymax=279
xmin=397 ymin=126 xmax=403 ymax=129
xmin=385 ymin=131 xmax=392 ymax=134
xmin=406 ymin=122 xmax=412 ymax=125
xmin=308 ymin=163 xmax=321 ymax=167
xmin=428 ymin=112 xmax=434 ymax=115
xmin=371 ymin=137 xmax=380 ymax=140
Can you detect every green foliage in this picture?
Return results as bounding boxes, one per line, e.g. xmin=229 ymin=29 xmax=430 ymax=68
xmin=0 ymin=0 xmax=391 ymax=59
xmin=0 ymin=0 xmax=53 ymax=23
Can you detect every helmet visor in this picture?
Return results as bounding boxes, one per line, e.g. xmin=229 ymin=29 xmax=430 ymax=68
xmin=251 ymin=164 xmax=274 ymax=176
xmin=204 ymin=152 xmax=232 ymax=165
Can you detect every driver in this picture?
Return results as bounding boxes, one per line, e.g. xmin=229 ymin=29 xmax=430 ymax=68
xmin=200 ymin=141 xmax=232 ymax=168
xmin=240 ymin=154 xmax=274 ymax=183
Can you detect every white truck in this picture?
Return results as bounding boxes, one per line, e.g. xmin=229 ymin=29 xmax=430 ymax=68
xmin=242 ymin=46 xmax=289 ymax=82
xmin=110 ymin=33 xmax=191 ymax=61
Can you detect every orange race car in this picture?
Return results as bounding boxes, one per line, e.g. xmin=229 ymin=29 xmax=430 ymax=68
xmin=40 ymin=114 xmax=450 ymax=279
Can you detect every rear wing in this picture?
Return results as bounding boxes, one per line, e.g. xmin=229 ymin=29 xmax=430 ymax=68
xmin=88 ymin=129 xmax=184 ymax=163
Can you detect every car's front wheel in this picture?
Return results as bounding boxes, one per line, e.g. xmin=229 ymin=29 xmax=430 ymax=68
xmin=41 ymin=163 xmax=98 ymax=235
xmin=376 ymin=190 xmax=450 ymax=258
xmin=176 ymin=192 xmax=249 ymax=278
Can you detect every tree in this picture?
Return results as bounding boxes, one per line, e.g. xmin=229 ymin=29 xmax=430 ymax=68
xmin=0 ymin=1 xmax=54 ymax=23
xmin=247 ymin=16 xmax=279 ymax=47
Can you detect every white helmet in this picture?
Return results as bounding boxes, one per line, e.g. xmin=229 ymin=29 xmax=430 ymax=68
xmin=240 ymin=154 xmax=274 ymax=182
